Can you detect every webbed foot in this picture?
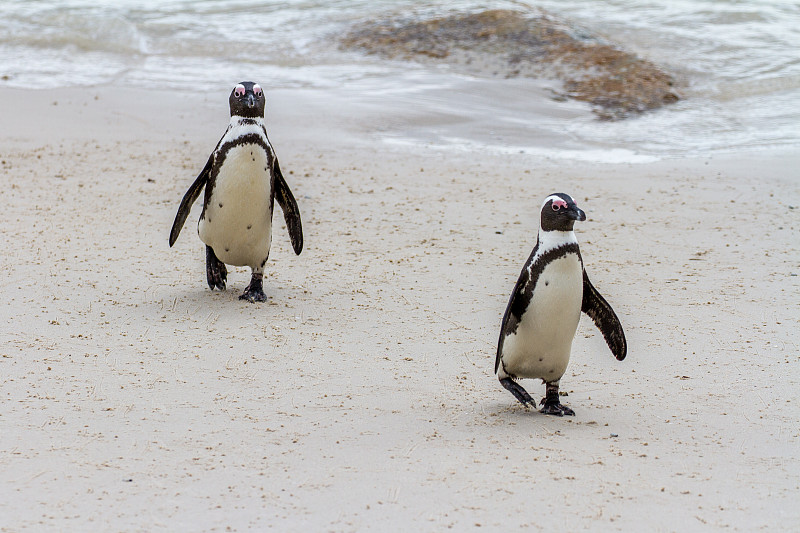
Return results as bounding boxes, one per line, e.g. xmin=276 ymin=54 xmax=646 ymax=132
xmin=539 ymin=380 xmax=575 ymax=416
xmin=206 ymin=246 xmax=227 ymax=291
xmin=539 ymin=399 xmax=575 ymax=417
xmin=239 ymin=274 xmax=266 ymax=303
xmin=500 ymin=378 xmax=536 ymax=407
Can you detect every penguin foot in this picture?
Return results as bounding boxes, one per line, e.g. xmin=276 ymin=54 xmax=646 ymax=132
xmin=500 ymin=378 xmax=537 ymax=407
xmin=206 ymin=246 xmax=227 ymax=291
xmin=539 ymin=398 xmax=575 ymax=417
xmin=239 ymin=275 xmax=266 ymax=303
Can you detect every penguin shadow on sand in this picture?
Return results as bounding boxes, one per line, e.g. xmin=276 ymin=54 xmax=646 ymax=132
xmin=171 ymin=274 xmax=297 ymax=309
xmin=168 ymin=81 xmax=303 ymax=303
xmin=493 ymin=193 xmax=627 ymax=418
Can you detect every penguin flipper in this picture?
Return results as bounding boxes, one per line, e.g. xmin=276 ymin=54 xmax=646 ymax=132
xmin=273 ymin=159 xmax=303 ymax=255
xmin=581 ymin=270 xmax=627 ymax=361
xmin=169 ymin=155 xmax=213 ymax=247
xmin=496 ymin=251 xmax=535 ymax=374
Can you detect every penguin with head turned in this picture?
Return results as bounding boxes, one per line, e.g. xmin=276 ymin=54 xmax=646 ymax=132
xmin=496 ymin=193 xmax=626 ymax=415
xmin=169 ymin=81 xmax=303 ymax=302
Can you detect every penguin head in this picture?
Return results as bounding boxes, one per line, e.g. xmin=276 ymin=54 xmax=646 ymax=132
xmin=229 ymin=81 xmax=265 ymax=118
xmin=540 ymin=193 xmax=586 ymax=232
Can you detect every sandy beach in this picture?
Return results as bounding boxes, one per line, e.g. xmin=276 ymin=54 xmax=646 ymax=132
xmin=1 ymin=86 xmax=799 ymax=531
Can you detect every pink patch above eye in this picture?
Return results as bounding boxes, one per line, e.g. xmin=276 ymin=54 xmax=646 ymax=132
xmin=234 ymin=85 xmax=245 ymax=97
xmin=253 ymin=85 xmax=262 ymax=96
xmin=552 ymin=199 xmax=568 ymax=210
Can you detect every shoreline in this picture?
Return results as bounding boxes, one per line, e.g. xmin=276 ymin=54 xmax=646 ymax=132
xmin=1 ymin=85 xmax=798 ymax=530
xmin=3 ymin=85 xmax=799 ymax=168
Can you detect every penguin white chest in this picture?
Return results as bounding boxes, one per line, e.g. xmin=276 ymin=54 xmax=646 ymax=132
xmin=198 ymin=143 xmax=273 ymax=268
xmin=502 ymin=253 xmax=584 ymax=381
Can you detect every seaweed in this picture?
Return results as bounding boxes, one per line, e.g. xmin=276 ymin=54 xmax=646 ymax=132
xmin=341 ymin=9 xmax=680 ymax=120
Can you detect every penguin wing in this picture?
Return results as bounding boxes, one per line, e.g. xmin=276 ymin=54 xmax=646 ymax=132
xmin=273 ymin=159 xmax=303 ymax=255
xmin=169 ymin=154 xmax=213 ymax=247
xmin=581 ymin=270 xmax=627 ymax=361
xmin=496 ymin=263 xmax=533 ymax=373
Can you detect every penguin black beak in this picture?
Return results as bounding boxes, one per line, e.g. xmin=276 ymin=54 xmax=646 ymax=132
xmin=568 ymin=205 xmax=587 ymax=221
xmin=245 ymin=93 xmax=256 ymax=109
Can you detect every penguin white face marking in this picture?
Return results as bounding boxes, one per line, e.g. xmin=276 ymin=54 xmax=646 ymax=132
xmin=541 ymin=194 xmax=574 ymax=211
xmin=234 ymin=84 xmax=246 ymax=98
xmin=253 ymin=84 xmax=263 ymax=97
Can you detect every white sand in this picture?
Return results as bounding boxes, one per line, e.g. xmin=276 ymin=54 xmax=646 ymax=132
xmin=1 ymin=87 xmax=798 ymax=531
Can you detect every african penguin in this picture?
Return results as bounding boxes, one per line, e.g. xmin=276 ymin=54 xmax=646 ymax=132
xmin=495 ymin=193 xmax=626 ymax=416
xmin=169 ymin=81 xmax=303 ymax=302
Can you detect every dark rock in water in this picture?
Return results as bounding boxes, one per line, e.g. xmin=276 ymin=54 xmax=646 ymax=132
xmin=341 ymin=9 xmax=680 ymax=120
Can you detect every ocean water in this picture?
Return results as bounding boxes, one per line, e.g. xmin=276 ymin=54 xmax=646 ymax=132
xmin=1 ymin=0 xmax=798 ymax=161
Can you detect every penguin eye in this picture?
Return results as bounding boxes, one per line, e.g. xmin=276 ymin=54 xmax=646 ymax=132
xmin=253 ymin=84 xmax=263 ymax=97
xmin=234 ymin=85 xmax=246 ymax=97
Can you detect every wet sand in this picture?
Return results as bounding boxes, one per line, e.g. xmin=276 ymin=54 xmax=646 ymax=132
xmin=1 ymin=86 xmax=798 ymax=531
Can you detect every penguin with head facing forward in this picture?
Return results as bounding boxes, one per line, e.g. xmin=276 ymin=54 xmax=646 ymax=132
xmin=496 ymin=193 xmax=626 ymax=415
xmin=169 ymin=81 xmax=303 ymax=302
